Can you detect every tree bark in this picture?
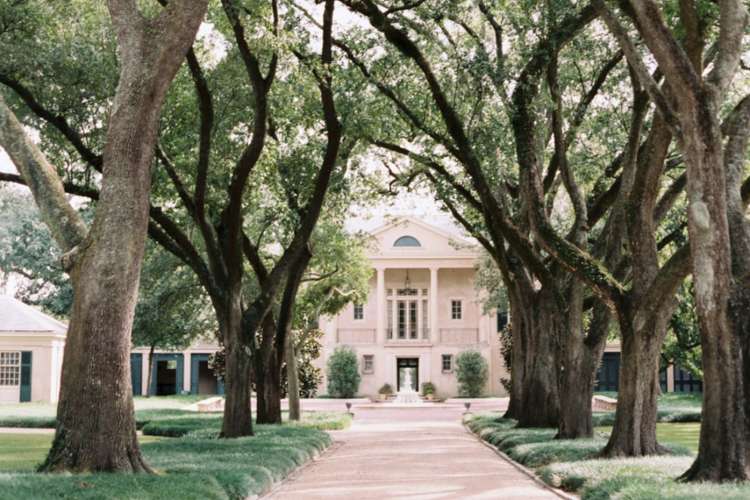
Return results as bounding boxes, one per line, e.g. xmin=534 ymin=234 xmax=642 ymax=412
xmin=514 ymin=287 xmax=561 ymax=428
xmin=145 ymin=343 xmax=156 ymax=397
xmin=287 ymin=331 xmax=301 ymax=421
xmin=601 ymin=305 xmax=672 ymax=457
xmin=557 ymin=303 xmax=610 ymax=439
xmin=219 ymin=290 xmax=254 ymax=437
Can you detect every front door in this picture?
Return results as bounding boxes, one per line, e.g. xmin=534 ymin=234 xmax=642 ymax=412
xmin=397 ymin=358 xmax=419 ymax=392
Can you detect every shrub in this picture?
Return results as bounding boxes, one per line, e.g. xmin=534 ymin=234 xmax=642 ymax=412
xmin=455 ymin=350 xmax=488 ymax=397
xmin=326 ymin=346 xmax=361 ymax=398
xmin=421 ymin=382 xmax=436 ymax=395
xmin=378 ymin=383 xmax=394 ymax=395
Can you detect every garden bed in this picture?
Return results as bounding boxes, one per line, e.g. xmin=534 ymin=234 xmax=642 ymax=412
xmin=467 ymin=412 xmax=750 ymax=499
xmin=0 ymin=426 xmax=331 ymax=499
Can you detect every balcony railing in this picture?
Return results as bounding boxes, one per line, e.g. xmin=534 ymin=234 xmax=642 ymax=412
xmin=386 ymin=328 xmax=430 ymax=341
xmin=337 ymin=328 xmax=376 ymax=344
xmin=439 ymin=328 xmax=479 ymax=344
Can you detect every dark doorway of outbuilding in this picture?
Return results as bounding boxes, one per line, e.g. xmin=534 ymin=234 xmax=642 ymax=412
xmin=190 ymin=353 xmax=224 ymax=395
xmin=197 ymin=360 xmax=217 ymax=394
xmin=156 ymin=359 xmax=178 ymax=395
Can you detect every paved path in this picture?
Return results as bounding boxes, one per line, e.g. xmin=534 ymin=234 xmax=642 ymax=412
xmin=266 ymin=403 xmax=560 ymax=500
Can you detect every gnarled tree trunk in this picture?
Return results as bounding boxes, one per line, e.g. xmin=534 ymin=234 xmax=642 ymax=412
xmin=557 ymin=303 xmax=610 ymax=439
xmin=515 ymin=287 xmax=561 ymax=428
xmin=601 ymin=306 xmax=671 ymax=457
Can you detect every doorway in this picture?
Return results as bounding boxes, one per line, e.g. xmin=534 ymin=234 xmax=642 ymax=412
xmin=397 ymin=358 xmax=419 ymax=392
xmin=156 ymin=359 xmax=178 ymax=395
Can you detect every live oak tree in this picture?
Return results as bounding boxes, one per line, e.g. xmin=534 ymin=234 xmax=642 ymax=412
xmin=601 ymin=0 xmax=750 ymax=481
xmin=1 ymin=0 xmax=350 ymax=436
xmin=0 ymin=0 xmax=207 ymax=472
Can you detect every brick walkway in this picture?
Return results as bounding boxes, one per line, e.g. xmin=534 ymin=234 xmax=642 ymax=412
xmin=266 ymin=403 xmax=561 ymax=500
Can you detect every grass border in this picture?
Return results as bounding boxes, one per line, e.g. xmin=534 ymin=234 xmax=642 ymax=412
xmin=461 ymin=419 xmax=576 ymax=500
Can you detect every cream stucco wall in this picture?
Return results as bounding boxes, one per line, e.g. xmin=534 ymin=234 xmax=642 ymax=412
xmin=0 ymin=333 xmax=65 ymax=403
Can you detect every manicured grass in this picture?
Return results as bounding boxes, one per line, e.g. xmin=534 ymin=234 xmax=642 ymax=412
xmin=467 ymin=413 xmax=749 ymax=499
xmin=0 ymin=425 xmax=333 ymax=499
xmin=0 ymin=433 xmax=164 ymax=473
xmin=0 ymin=395 xmax=207 ymax=429
xmin=141 ymin=410 xmax=351 ymax=437
xmin=592 ymin=391 xmax=703 ymax=425
xmin=595 ymin=422 xmax=700 ymax=453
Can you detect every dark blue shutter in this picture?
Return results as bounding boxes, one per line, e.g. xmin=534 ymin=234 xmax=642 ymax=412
xmin=20 ymin=351 xmax=32 ymax=402
xmin=191 ymin=354 xmax=200 ymax=394
xmin=130 ymin=354 xmax=142 ymax=396
xmin=175 ymin=354 xmax=184 ymax=394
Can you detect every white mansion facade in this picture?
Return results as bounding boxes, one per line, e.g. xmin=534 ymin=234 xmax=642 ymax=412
xmin=317 ymin=217 xmax=509 ymax=398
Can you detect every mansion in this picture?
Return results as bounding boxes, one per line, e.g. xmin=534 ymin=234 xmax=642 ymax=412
xmin=317 ymin=217 xmax=508 ymax=398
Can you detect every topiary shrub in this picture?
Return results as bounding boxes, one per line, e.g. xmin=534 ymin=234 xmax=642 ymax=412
xmin=455 ymin=350 xmax=488 ymax=397
xmin=326 ymin=346 xmax=361 ymax=398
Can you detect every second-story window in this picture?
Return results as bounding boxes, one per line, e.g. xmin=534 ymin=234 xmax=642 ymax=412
xmin=353 ymin=303 xmax=364 ymax=320
xmin=451 ymin=300 xmax=462 ymax=320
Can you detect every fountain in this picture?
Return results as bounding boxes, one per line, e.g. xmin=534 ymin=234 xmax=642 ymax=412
xmin=393 ymin=368 xmax=422 ymax=404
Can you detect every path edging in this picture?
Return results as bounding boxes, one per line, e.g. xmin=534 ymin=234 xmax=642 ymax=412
xmin=258 ymin=437 xmax=343 ymax=499
xmin=462 ymin=421 xmax=578 ymax=500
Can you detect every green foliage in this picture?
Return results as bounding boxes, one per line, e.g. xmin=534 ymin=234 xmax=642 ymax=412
xmin=0 ymin=188 xmax=74 ymax=317
xmin=292 ymin=329 xmax=324 ymax=398
xmin=378 ymin=383 xmax=394 ymax=395
xmin=455 ymin=351 xmax=488 ymax=397
xmin=131 ymin=242 xmax=214 ymax=352
xmin=421 ymin=382 xmax=435 ymax=395
xmin=326 ymin=346 xmax=360 ymax=398
xmin=663 ymin=280 xmax=702 ymax=378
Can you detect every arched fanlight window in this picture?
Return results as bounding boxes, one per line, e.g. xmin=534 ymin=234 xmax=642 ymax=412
xmin=394 ymin=235 xmax=421 ymax=247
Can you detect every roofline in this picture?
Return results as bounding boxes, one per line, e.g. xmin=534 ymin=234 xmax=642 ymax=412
xmin=368 ymin=216 xmax=476 ymax=246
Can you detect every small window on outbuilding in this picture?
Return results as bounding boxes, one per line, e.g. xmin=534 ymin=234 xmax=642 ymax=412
xmin=353 ymin=303 xmax=364 ymax=320
xmin=394 ymin=235 xmax=421 ymax=247
xmin=363 ymin=355 xmax=374 ymax=374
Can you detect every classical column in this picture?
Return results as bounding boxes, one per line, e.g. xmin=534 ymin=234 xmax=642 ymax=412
xmin=376 ymin=267 xmax=386 ymax=344
xmin=430 ymin=267 xmax=439 ymax=344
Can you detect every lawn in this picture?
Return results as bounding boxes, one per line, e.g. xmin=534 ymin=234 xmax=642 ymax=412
xmin=467 ymin=412 xmax=750 ymax=499
xmin=0 ymin=397 xmax=350 ymax=498
xmin=0 ymin=395 xmax=206 ymax=428
xmin=0 ymin=426 xmax=331 ymax=499
xmin=0 ymin=409 xmax=347 ymax=499
xmin=595 ymin=422 xmax=701 ymax=453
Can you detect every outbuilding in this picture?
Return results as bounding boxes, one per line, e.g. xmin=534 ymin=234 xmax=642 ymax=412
xmin=0 ymin=296 xmax=66 ymax=403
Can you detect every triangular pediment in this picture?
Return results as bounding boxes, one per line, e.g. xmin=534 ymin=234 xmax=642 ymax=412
xmin=367 ymin=217 xmax=478 ymax=259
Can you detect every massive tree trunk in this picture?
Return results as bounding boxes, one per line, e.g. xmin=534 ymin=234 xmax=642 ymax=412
xmin=514 ymin=287 xmax=561 ymax=428
xmin=255 ymin=316 xmax=282 ymax=425
xmin=557 ymin=303 xmax=610 ymax=439
xmin=220 ymin=289 xmax=254 ymax=438
xmin=602 ymin=299 xmax=676 ymax=457
xmin=503 ymin=292 xmax=525 ymax=421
